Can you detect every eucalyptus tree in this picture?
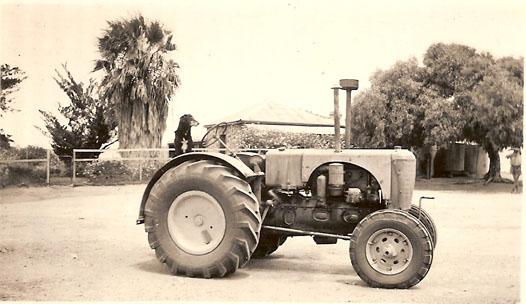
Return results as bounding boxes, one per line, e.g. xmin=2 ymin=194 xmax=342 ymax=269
xmin=351 ymin=58 xmax=461 ymax=149
xmin=423 ymin=43 xmax=523 ymax=181
xmin=351 ymin=43 xmax=523 ymax=182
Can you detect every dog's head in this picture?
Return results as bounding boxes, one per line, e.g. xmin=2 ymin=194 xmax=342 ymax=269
xmin=178 ymin=114 xmax=199 ymax=129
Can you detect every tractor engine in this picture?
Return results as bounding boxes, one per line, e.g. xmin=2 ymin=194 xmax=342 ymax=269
xmin=258 ymin=148 xmax=416 ymax=242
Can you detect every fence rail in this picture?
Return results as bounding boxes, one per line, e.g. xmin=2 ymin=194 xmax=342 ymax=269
xmin=1 ymin=147 xmax=269 ymax=187
xmin=0 ymin=158 xmax=48 ymax=163
xmin=72 ymin=147 xmax=269 ymax=185
xmin=0 ymin=150 xmax=51 ymax=184
xmin=72 ymin=148 xmax=174 ymax=185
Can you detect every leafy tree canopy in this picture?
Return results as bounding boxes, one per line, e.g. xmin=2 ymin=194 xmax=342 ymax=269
xmin=1 ymin=64 xmax=27 ymax=149
xmin=351 ymin=58 xmax=462 ymax=149
xmin=1 ymin=64 xmax=27 ymax=115
xmin=40 ymin=64 xmax=116 ymax=160
xmin=423 ymin=43 xmax=523 ymax=180
xmin=351 ymin=43 xmax=523 ymax=181
xmin=0 ymin=129 xmax=12 ymax=149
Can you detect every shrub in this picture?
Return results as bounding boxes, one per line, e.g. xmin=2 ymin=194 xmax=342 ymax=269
xmin=0 ymin=146 xmax=68 ymax=187
xmin=81 ymin=159 xmax=166 ymax=184
xmin=138 ymin=160 xmax=165 ymax=180
xmin=0 ymin=145 xmax=47 ymax=160
xmin=82 ymin=160 xmax=133 ymax=183
xmin=0 ymin=165 xmax=47 ymax=186
xmin=239 ymin=127 xmax=341 ymax=149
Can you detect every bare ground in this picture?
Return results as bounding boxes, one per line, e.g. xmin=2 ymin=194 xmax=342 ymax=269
xmin=0 ymin=181 xmax=521 ymax=303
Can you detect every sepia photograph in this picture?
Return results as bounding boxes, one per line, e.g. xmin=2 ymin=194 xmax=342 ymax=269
xmin=0 ymin=0 xmax=524 ymax=302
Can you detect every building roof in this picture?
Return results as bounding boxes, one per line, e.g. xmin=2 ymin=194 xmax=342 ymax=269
xmin=205 ymin=102 xmax=341 ymax=134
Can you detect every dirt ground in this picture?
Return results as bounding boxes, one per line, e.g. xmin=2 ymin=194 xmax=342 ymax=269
xmin=0 ymin=180 xmax=522 ymax=303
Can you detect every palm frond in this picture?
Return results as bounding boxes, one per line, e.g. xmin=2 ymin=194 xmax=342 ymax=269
xmin=94 ymin=14 xmax=180 ymax=148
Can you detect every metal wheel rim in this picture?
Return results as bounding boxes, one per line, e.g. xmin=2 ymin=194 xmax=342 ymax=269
xmin=167 ymin=190 xmax=226 ymax=255
xmin=365 ymin=228 xmax=414 ymax=275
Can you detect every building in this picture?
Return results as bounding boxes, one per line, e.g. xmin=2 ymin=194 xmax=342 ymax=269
xmin=203 ymin=102 xmax=343 ymax=151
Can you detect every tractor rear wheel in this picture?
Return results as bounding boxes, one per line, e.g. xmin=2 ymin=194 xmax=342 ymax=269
xmin=409 ymin=204 xmax=437 ymax=248
xmin=349 ymin=209 xmax=433 ymax=288
xmin=252 ymin=230 xmax=287 ymax=258
xmin=143 ymin=160 xmax=262 ymax=278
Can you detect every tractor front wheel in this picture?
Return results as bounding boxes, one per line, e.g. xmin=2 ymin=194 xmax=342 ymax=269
xmin=349 ymin=209 xmax=433 ymax=288
xmin=143 ymin=160 xmax=262 ymax=278
xmin=408 ymin=204 xmax=437 ymax=248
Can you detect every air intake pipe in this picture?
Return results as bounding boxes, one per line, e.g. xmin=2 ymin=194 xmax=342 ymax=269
xmin=332 ymin=79 xmax=359 ymax=151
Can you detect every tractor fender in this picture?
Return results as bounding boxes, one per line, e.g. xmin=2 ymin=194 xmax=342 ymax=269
xmin=136 ymin=152 xmax=261 ymax=224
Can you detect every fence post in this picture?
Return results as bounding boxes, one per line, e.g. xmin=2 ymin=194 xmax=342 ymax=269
xmin=139 ymin=150 xmax=143 ymax=182
xmin=46 ymin=149 xmax=50 ymax=185
xmin=72 ymin=149 xmax=76 ymax=186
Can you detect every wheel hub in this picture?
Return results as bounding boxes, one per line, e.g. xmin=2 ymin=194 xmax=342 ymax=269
xmin=193 ymin=215 xmax=204 ymax=227
xmin=365 ymin=228 xmax=413 ymax=275
xmin=167 ymin=191 xmax=226 ymax=255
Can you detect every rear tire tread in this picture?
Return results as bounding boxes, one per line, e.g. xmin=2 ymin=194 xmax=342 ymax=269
xmin=144 ymin=160 xmax=261 ymax=278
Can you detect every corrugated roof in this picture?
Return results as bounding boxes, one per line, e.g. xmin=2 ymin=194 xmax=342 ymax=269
xmin=247 ymin=124 xmax=337 ymax=135
xmin=208 ymin=102 xmax=335 ymax=126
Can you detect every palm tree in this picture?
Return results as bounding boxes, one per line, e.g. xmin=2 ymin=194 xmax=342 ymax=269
xmin=94 ymin=15 xmax=180 ymax=149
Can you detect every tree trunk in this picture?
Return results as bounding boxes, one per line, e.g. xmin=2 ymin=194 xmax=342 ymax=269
xmin=484 ymin=143 xmax=502 ymax=183
xmin=117 ymin=97 xmax=166 ymax=150
xmin=116 ymin=97 xmax=168 ymax=160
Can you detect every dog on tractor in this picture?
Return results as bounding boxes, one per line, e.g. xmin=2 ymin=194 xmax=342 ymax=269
xmin=173 ymin=114 xmax=199 ymax=157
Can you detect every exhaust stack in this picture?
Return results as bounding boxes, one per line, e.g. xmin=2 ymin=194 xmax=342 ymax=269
xmin=332 ymin=87 xmax=342 ymax=152
xmin=332 ymin=79 xmax=359 ymax=151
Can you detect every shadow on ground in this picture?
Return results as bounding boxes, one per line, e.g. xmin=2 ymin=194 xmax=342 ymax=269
xmin=134 ymin=257 xmax=251 ymax=280
xmin=416 ymin=177 xmax=521 ymax=193
xmin=246 ymin=254 xmax=354 ymax=276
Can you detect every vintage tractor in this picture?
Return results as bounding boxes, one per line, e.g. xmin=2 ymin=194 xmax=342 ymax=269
xmin=136 ymin=79 xmax=436 ymax=289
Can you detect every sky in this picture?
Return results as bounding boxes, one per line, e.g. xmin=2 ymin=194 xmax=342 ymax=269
xmin=0 ymin=0 xmax=524 ymax=148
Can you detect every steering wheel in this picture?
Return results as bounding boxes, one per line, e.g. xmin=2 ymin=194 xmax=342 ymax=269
xmin=200 ymin=122 xmax=228 ymax=148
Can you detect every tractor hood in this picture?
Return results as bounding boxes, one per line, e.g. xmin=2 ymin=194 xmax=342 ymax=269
xmin=265 ymin=148 xmax=416 ymax=209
